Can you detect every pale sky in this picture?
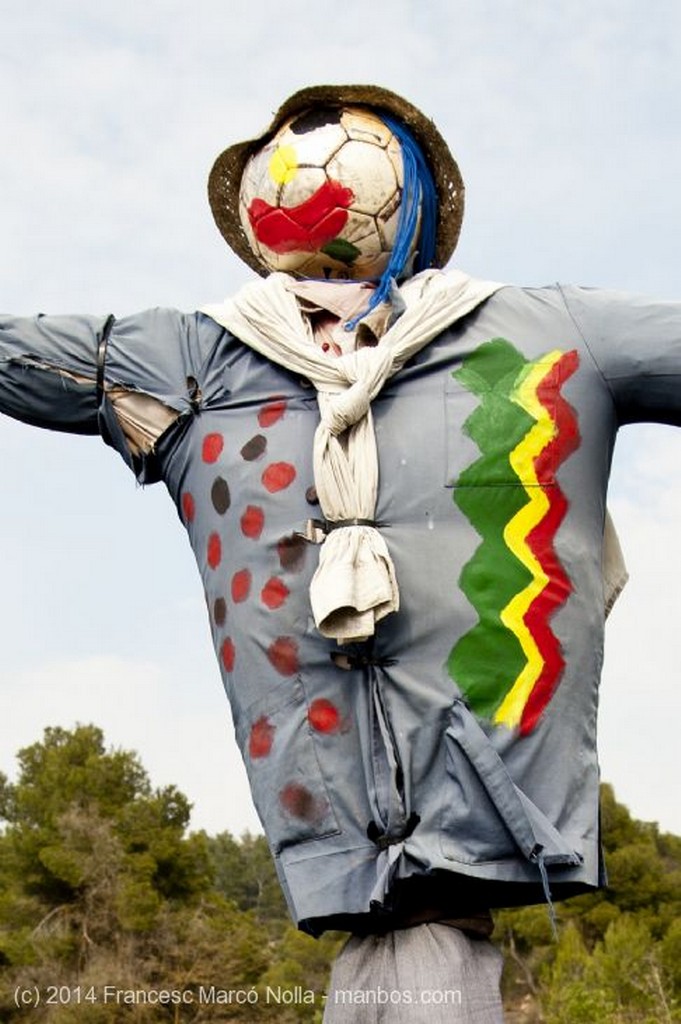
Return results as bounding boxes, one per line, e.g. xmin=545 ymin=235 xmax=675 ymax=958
xmin=1 ymin=0 xmax=680 ymax=839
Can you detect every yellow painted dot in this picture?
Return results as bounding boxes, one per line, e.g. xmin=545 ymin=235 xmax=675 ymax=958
xmin=269 ymin=145 xmax=298 ymax=184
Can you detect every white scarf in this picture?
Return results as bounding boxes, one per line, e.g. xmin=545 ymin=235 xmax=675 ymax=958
xmin=202 ymin=270 xmax=627 ymax=642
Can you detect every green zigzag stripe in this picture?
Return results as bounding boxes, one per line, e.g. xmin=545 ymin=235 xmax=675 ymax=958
xmin=447 ymin=338 xmax=534 ymax=717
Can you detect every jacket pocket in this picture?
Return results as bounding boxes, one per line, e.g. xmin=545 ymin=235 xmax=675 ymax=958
xmin=236 ymin=679 xmax=341 ymax=853
xmin=440 ymin=699 xmax=582 ymax=868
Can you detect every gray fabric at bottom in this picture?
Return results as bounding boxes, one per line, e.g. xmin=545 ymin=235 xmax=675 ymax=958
xmin=323 ymin=924 xmax=505 ymax=1023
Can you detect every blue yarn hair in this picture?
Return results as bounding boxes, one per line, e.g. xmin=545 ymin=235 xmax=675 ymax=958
xmin=345 ymin=114 xmax=438 ymax=331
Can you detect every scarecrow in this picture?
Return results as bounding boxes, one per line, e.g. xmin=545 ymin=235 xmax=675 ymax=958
xmin=2 ymin=83 xmax=678 ymax=1022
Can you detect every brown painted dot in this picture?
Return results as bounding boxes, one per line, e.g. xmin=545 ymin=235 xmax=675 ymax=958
xmin=231 ymin=569 xmax=252 ymax=603
xmin=181 ymin=491 xmax=196 ymax=523
xmin=267 ymin=637 xmax=299 ymax=676
xmin=308 ymin=699 xmax=341 ymax=734
xmin=211 ymin=476 xmax=231 ymax=514
xmin=213 ymin=597 xmax=227 ymax=627
xmin=221 ymin=637 xmax=235 ymax=673
xmin=249 ymin=716 xmax=275 ymax=759
xmin=279 ymin=782 xmax=325 ymax=822
xmin=207 ymin=532 xmax=222 ymax=569
xmin=202 ymin=432 xmax=224 ymax=463
xmin=240 ymin=434 xmax=267 ymax=461
xmin=258 ymin=399 xmax=287 ymax=428
xmin=262 ymin=462 xmax=296 ymax=493
xmin=261 ymin=577 xmax=290 ymax=610
xmin=240 ymin=505 xmax=265 ymax=540
xmin=277 ymin=534 xmax=307 ymax=573
xmin=305 ymin=485 xmax=319 ymax=505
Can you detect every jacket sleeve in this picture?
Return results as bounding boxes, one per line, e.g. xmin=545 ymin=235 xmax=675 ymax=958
xmin=0 ymin=313 xmax=108 ymax=434
xmin=0 ymin=308 xmax=226 ymax=480
xmin=558 ymin=285 xmax=681 ymax=427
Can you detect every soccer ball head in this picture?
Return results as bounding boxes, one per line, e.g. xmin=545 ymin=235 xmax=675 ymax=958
xmin=239 ymin=106 xmax=417 ymax=280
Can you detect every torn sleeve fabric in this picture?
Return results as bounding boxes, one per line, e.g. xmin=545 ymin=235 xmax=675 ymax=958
xmin=0 ymin=313 xmax=105 ymax=433
xmin=0 ymin=308 xmax=226 ymax=481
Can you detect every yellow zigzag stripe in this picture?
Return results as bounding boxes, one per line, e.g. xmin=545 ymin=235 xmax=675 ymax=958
xmin=494 ymin=351 xmax=563 ymax=729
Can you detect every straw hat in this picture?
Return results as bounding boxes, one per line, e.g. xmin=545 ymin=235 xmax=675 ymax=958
xmin=208 ymin=84 xmax=465 ymax=276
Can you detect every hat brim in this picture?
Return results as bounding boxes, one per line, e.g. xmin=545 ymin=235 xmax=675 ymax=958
xmin=208 ymin=84 xmax=465 ymax=277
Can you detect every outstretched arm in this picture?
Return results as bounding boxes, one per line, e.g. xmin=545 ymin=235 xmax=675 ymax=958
xmin=1 ymin=307 xmax=229 ymax=482
xmin=0 ymin=312 xmax=110 ymax=434
xmin=558 ymin=286 xmax=681 ymax=427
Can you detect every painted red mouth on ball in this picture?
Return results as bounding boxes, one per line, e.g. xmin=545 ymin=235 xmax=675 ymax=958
xmin=248 ymin=179 xmax=354 ymax=254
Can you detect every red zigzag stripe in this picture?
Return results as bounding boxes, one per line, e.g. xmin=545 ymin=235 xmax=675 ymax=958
xmin=520 ymin=350 xmax=580 ymax=734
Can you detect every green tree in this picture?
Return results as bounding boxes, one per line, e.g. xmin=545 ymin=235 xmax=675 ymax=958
xmin=542 ymin=916 xmax=676 ymax=1024
xmin=542 ymin=920 xmax=615 ymax=1023
xmin=0 ymin=725 xmax=278 ymax=1022
xmin=208 ymin=830 xmax=288 ymax=930
xmin=0 ymin=726 xmax=209 ymax=951
xmin=259 ymin=926 xmax=343 ymax=1022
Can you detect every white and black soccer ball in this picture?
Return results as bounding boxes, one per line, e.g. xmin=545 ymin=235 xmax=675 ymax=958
xmin=239 ymin=106 xmax=419 ymax=280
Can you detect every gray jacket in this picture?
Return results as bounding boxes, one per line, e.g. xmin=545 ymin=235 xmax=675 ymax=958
xmin=2 ymin=283 xmax=679 ymax=934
